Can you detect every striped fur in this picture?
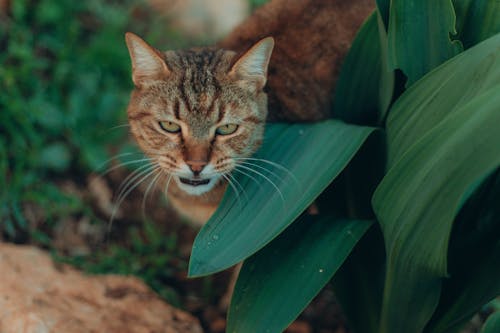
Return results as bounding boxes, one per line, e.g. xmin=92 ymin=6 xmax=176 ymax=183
xmin=125 ymin=33 xmax=273 ymax=225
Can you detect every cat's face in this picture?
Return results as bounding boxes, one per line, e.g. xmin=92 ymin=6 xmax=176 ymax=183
xmin=125 ymin=33 xmax=274 ymax=196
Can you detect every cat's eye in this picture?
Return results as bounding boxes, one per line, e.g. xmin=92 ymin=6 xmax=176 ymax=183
xmin=216 ymin=124 xmax=238 ymax=136
xmin=159 ymin=121 xmax=181 ymax=133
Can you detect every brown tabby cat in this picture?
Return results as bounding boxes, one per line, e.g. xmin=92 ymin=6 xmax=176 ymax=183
xmin=125 ymin=33 xmax=274 ymax=225
xmin=125 ymin=0 xmax=373 ymax=226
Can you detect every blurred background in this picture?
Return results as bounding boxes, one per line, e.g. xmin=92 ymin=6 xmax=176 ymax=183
xmin=0 ymin=1 xmax=345 ymax=332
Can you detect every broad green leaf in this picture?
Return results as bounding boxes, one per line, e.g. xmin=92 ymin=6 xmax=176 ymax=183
xmin=332 ymin=224 xmax=386 ymax=333
xmin=481 ymin=311 xmax=500 ymax=333
xmin=387 ymin=0 xmax=463 ymax=86
xmin=227 ymin=217 xmax=372 ymax=333
xmin=425 ymin=170 xmax=500 ymax=333
xmin=373 ymin=87 xmax=500 ymax=333
xmin=387 ymin=32 xmax=500 ymax=167
xmin=453 ymin=0 xmax=500 ymax=49
xmin=427 ymin=241 xmax=500 ymax=333
xmin=188 ymin=121 xmax=376 ymax=277
xmin=332 ymin=11 xmax=394 ymax=125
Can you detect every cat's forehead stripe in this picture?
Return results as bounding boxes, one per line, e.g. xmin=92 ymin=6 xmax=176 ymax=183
xmin=177 ymin=49 xmax=225 ymax=88
xmin=216 ymin=102 xmax=226 ymax=123
xmin=178 ymin=72 xmax=193 ymax=113
xmin=173 ymin=98 xmax=180 ymax=120
xmin=169 ymin=50 xmax=229 ymax=119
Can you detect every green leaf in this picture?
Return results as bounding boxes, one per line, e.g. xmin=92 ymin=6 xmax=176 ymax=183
xmin=331 ymin=224 xmax=386 ymax=333
xmin=227 ymin=216 xmax=372 ymax=333
xmin=375 ymin=0 xmax=390 ymax=29
xmin=387 ymin=0 xmax=463 ymax=86
xmin=372 ymin=87 xmax=500 ymax=333
xmin=386 ymin=32 xmax=500 ymax=167
xmin=481 ymin=311 xmax=500 ymax=333
xmin=424 ymin=170 xmax=500 ymax=333
xmin=453 ymin=0 xmax=500 ymax=49
xmin=32 ymin=100 xmax=65 ymax=132
xmin=332 ymin=11 xmax=394 ymax=125
xmin=427 ymin=242 xmax=500 ymax=333
xmin=188 ymin=121 xmax=376 ymax=277
xmin=39 ymin=142 xmax=71 ymax=172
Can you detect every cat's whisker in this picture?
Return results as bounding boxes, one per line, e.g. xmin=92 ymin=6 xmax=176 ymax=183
xmin=101 ymin=123 xmax=131 ymax=135
xmin=112 ymin=164 xmax=157 ymax=217
xmin=96 ymin=157 xmax=154 ymax=181
xmin=141 ymin=169 xmax=164 ymax=219
xmin=164 ymin=174 xmax=173 ymax=194
xmin=226 ymin=172 xmax=250 ymax=204
xmin=94 ymin=152 xmax=147 ymax=172
xmin=109 ymin=165 xmax=161 ymax=232
xmin=117 ymin=162 xmax=155 ymax=195
xmin=234 ymin=160 xmax=287 ymax=185
xmin=116 ymin=164 xmax=157 ymax=206
xmin=221 ymin=173 xmax=244 ymax=208
xmin=233 ymin=156 xmax=294 ymax=174
xmin=233 ymin=157 xmax=298 ymax=184
xmin=231 ymin=167 xmax=263 ymax=190
xmin=234 ymin=167 xmax=284 ymax=209
xmin=234 ymin=164 xmax=286 ymax=205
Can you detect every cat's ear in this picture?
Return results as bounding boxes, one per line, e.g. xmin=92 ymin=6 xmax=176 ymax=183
xmin=229 ymin=37 xmax=274 ymax=91
xmin=125 ymin=32 xmax=170 ymax=87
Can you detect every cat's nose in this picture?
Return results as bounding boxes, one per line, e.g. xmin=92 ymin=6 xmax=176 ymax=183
xmin=186 ymin=160 xmax=207 ymax=176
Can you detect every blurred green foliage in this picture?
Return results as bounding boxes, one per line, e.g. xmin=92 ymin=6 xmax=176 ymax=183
xmin=0 ymin=0 xmax=181 ymax=238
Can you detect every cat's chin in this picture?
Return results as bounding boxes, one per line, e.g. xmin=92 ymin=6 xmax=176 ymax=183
xmin=174 ymin=175 xmax=221 ymax=196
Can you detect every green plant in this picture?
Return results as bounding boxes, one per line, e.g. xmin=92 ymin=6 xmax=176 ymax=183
xmin=0 ymin=0 xmax=181 ymax=238
xmin=187 ymin=1 xmax=500 ymax=332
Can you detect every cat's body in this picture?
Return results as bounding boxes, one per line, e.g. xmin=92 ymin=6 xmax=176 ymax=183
xmin=221 ymin=0 xmax=374 ymax=122
xmin=125 ymin=0 xmax=373 ymax=225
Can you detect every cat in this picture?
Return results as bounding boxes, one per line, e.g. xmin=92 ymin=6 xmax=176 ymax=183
xmin=125 ymin=0 xmax=373 ymax=225
xmin=124 ymin=0 xmax=374 ymax=311
xmin=125 ymin=33 xmax=274 ymax=225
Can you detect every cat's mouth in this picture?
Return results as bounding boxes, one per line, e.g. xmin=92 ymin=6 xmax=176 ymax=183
xmin=179 ymin=177 xmax=211 ymax=186
xmin=174 ymin=174 xmax=220 ymax=196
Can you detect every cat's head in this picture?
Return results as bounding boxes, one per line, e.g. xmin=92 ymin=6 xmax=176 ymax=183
xmin=125 ymin=33 xmax=274 ymax=196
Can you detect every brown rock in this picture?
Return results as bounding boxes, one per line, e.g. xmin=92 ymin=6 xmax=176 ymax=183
xmin=0 ymin=242 xmax=203 ymax=333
